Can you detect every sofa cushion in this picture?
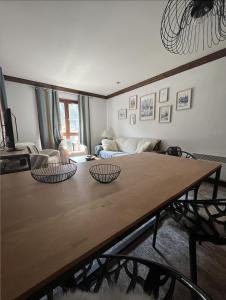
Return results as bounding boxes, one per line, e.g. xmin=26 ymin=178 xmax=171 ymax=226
xmin=116 ymin=137 xmax=160 ymax=154
xmin=115 ymin=137 xmax=138 ymax=154
xmin=102 ymin=139 xmax=118 ymax=151
xmin=136 ymin=138 xmax=160 ymax=153
xmin=136 ymin=141 xmax=152 ymax=153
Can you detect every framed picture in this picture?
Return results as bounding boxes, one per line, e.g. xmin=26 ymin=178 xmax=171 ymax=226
xmin=130 ymin=114 xmax=136 ymax=125
xmin=176 ymin=88 xmax=192 ymax=110
xmin=159 ymin=88 xmax=169 ymax=103
xmin=159 ymin=105 xmax=172 ymax=123
xmin=129 ymin=95 xmax=137 ymax=110
xmin=118 ymin=109 xmax=127 ymax=120
xmin=140 ymin=93 xmax=156 ymax=121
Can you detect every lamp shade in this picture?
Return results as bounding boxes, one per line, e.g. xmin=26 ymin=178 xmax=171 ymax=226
xmin=101 ymin=128 xmax=114 ymax=139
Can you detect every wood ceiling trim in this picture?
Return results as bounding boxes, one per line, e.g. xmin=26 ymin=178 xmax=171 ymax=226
xmin=106 ymin=48 xmax=226 ymax=99
xmin=4 ymin=75 xmax=108 ymax=99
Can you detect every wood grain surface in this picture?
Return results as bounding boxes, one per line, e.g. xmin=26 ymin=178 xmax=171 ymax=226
xmin=1 ymin=153 xmax=221 ymax=300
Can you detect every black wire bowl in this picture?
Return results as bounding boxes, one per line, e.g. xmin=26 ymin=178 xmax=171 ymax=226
xmin=89 ymin=164 xmax=121 ymax=184
xmin=31 ymin=162 xmax=77 ymax=183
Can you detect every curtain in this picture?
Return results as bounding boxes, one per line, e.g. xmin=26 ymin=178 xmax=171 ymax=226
xmin=78 ymin=95 xmax=91 ymax=154
xmin=0 ymin=67 xmax=8 ymax=146
xmin=35 ymin=87 xmax=61 ymax=149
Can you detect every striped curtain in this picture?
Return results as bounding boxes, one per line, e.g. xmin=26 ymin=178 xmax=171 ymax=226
xmin=35 ymin=87 xmax=61 ymax=149
xmin=78 ymin=95 xmax=91 ymax=154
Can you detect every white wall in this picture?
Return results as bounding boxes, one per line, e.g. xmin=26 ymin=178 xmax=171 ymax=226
xmin=107 ymin=58 xmax=226 ymax=180
xmin=5 ymin=82 xmax=107 ymax=153
xmin=6 ymin=82 xmax=42 ymax=148
xmin=107 ymin=58 xmax=226 ymax=156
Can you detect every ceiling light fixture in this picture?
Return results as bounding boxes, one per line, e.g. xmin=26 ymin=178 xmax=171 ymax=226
xmin=160 ymin=0 xmax=226 ymax=54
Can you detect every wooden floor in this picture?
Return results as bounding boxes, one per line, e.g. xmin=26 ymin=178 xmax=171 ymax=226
xmin=123 ymin=183 xmax=226 ymax=300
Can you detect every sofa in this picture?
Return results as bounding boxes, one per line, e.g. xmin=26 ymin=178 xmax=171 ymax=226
xmin=95 ymin=137 xmax=161 ymax=159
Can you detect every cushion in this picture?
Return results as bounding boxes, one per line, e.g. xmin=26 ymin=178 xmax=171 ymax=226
xmin=99 ymin=150 xmax=128 ymax=159
xmin=136 ymin=139 xmax=160 ymax=153
xmin=102 ymin=139 xmax=118 ymax=151
xmin=136 ymin=141 xmax=152 ymax=153
xmin=115 ymin=137 xmax=138 ymax=153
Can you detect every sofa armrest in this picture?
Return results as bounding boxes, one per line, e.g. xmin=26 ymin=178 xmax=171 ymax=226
xmin=95 ymin=145 xmax=103 ymax=156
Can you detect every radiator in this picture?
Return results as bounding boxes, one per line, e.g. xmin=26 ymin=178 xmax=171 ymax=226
xmin=193 ymin=153 xmax=226 ymax=182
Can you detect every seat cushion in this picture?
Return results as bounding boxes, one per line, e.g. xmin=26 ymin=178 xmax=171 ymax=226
xmin=99 ymin=150 xmax=128 ymax=159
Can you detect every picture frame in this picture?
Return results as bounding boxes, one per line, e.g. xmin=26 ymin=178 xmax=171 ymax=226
xmin=176 ymin=88 xmax=192 ymax=111
xmin=129 ymin=95 xmax=137 ymax=110
xmin=118 ymin=109 xmax=127 ymax=120
xmin=140 ymin=93 xmax=156 ymax=121
xmin=159 ymin=105 xmax=172 ymax=123
xmin=159 ymin=88 xmax=169 ymax=103
xmin=130 ymin=114 xmax=136 ymax=125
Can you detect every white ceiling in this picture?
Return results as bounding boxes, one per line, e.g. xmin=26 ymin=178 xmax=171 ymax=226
xmin=0 ymin=0 xmax=225 ymax=96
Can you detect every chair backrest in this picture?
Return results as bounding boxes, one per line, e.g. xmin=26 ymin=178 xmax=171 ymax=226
xmin=166 ymin=146 xmax=196 ymax=159
xmin=169 ymin=199 xmax=226 ymax=243
xmin=166 ymin=146 xmax=182 ymax=156
xmin=64 ymin=255 xmax=212 ymax=300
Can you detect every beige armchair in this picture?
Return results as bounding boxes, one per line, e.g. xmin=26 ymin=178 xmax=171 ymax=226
xmin=58 ymin=140 xmax=88 ymax=161
xmin=16 ymin=143 xmax=61 ymax=169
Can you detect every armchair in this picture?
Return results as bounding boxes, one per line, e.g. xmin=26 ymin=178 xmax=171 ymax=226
xmin=59 ymin=140 xmax=88 ymax=161
xmin=16 ymin=142 xmax=60 ymax=169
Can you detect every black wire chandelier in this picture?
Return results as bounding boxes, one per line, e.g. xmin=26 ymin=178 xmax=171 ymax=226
xmin=160 ymin=0 xmax=226 ymax=54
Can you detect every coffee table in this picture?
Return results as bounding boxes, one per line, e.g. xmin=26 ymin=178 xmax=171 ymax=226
xmin=69 ymin=155 xmax=100 ymax=163
xmin=1 ymin=153 xmax=221 ymax=300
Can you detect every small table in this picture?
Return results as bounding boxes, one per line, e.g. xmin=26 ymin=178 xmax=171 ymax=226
xmin=69 ymin=155 xmax=100 ymax=163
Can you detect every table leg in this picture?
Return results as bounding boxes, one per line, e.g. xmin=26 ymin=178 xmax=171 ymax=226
xmin=212 ymin=167 xmax=221 ymax=200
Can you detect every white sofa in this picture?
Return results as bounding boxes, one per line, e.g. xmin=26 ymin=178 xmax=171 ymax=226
xmin=96 ymin=137 xmax=161 ymax=159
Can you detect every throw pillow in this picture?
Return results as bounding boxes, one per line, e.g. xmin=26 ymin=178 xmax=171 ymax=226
xmin=102 ymin=139 xmax=118 ymax=151
xmin=136 ymin=141 xmax=152 ymax=153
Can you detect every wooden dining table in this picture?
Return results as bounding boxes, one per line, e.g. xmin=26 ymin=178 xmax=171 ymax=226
xmin=1 ymin=152 xmax=221 ymax=300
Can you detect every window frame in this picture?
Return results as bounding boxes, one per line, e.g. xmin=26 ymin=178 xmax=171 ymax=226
xmin=59 ymin=98 xmax=79 ymax=140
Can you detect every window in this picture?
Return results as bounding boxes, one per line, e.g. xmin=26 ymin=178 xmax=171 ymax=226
xmin=59 ymin=99 xmax=79 ymax=142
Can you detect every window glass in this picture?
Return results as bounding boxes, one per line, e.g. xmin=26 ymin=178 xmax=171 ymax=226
xmin=69 ymin=103 xmax=79 ymax=133
xmin=59 ymin=102 xmax=66 ymax=133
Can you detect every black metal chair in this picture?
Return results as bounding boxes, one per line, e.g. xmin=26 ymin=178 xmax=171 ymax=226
xmin=62 ymin=254 xmax=212 ymax=300
xmin=165 ymin=199 xmax=226 ymax=284
xmin=152 ymin=146 xmax=200 ymax=248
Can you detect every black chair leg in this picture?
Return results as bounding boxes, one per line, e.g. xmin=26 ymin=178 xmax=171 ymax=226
xmin=194 ymin=187 xmax=199 ymax=201
xmin=185 ymin=191 xmax=189 ymax=200
xmin=189 ymin=236 xmax=198 ymax=285
xmin=152 ymin=213 xmax=160 ymax=248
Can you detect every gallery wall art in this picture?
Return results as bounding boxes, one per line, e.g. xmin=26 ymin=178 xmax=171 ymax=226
xmin=140 ymin=93 xmax=156 ymax=121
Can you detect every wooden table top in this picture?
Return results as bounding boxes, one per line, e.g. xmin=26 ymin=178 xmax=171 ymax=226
xmin=1 ymin=153 xmax=221 ymax=300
